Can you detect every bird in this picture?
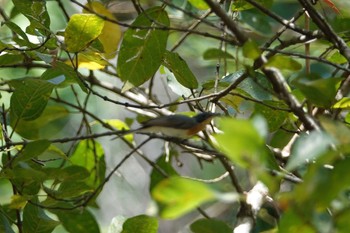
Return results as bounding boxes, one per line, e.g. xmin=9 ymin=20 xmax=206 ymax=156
xmin=120 ymin=112 xmax=220 ymax=139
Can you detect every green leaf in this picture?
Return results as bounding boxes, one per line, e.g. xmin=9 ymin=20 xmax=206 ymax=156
xmin=55 ymin=209 xmax=100 ymax=233
xmin=65 ymin=14 xmax=105 ymax=53
xmin=286 ymin=131 xmax=335 ymax=171
xmin=240 ymin=76 xmax=274 ymax=100
xmin=221 ymin=70 xmax=245 ymax=83
xmin=270 ymin=123 xmax=301 ymax=149
xmin=43 ymin=144 xmax=68 ymax=161
xmin=13 ymin=140 xmax=51 ymax=165
xmin=0 ymin=54 xmax=24 ymax=66
xmin=327 ymin=50 xmax=347 ymax=64
xmin=215 ymin=117 xmax=279 ymax=190
xmin=293 ymin=77 xmax=342 ymax=108
xmin=335 ymin=208 xmax=350 ymax=233
xmin=10 ymin=164 xmax=47 ymax=182
xmin=320 ymin=117 xmax=350 ymax=145
xmin=117 ymin=7 xmax=169 ymax=87
xmin=10 ymin=78 xmax=54 ymax=121
xmin=214 ymin=118 xmax=268 ymax=169
xmin=57 ymin=181 xmax=93 ymax=198
xmin=190 ymin=218 xmax=232 ymax=233
xmin=3 ymin=21 xmax=30 ymax=45
xmin=50 ymin=61 xmax=87 ymax=92
xmin=41 ymin=71 xmax=65 ymax=85
xmin=222 ymin=71 xmax=274 ymax=101
xmin=12 ymin=0 xmax=51 ymax=34
xmin=12 ymin=105 xmax=69 ymax=139
xmin=253 ymin=101 xmax=289 ymax=132
xmin=265 ymin=55 xmax=302 ymax=71
xmin=162 ymin=51 xmax=198 ymax=89
xmin=161 ymin=66 xmax=192 ymax=96
xmin=216 ymin=92 xmax=243 ymax=110
xmin=242 ymin=40 xmax=261 ymax=60
xmin=150 ymin=155 xmax=179 ymax=191
xmin=232 ymin=0 xmax=273 ymax=11
xmin=4 ymin=21 xmax=28 ymax=41
xmin=203 ymin=48 xmax=234 ymax=60
xmin=60 ymin=166 xmax=90 ymax=181
xmin=152 ymin=176 xmax=215 ymax=219
xmin=279 ymin=208 xmax=316 ymax=233
xmin=295 ymin=156 xmax=350 ymax=210
xmin=232 ymin=1 xmax=255 ymax=11
xmin=0 ymin=205 xmax=15 ymax=233
xmin=330 ymin=17 xmax=350 ymax=33
xmin=23 ymin=200 xmax=60 ymax=233
xmin=314 ymin=157 xmax=350 ymax=208
xmin=35 ymin=52 xmax=54 ymax=64
xmin=122 ymin=215 xmax=158 ymax=233
xmin=42 ymin=165 xmax=89 ymax=181
xmin=0 ymin=40 xmax=7 ymax=50
xmin=241 ymin=9 xmax=272 ymax=34
xmin=7 ymin=168 xmax=44 ymax=195
xmin=70 ymin=140 xmax=106 ymax=189
xmin=188 ymin=0 xmax=209 ymax=10
xmin=345 ymin=113 xmax=350 ymax=125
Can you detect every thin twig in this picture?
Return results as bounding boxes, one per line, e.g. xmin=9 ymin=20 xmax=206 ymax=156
xmin=203 ymin=0 xmax=247 ymax=44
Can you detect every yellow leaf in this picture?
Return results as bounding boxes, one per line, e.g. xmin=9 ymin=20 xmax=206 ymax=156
xmin=10 ymin=195 xmax=28 ymax=209
xmin=78 ymin=52 xmax=107 ymax=70
xmin=85 ymin=2 xmax=122 ymax=59
xmin=333 ymin=97 xmax=350 ymax=109
xmin=105 ymin=119 xmax=134 ymax=143
xmin=65 ymin=52 xmax=107 ymax=70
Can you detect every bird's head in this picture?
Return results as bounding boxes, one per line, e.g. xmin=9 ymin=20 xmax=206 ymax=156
xmin=193 ymin=112 xmax=220 ymax=123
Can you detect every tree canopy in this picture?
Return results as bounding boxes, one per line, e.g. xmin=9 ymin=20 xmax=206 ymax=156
xmin=1 ymin=0 xmax=350 ymax=232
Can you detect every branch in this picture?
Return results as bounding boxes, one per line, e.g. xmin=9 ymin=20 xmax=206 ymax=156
xmin=229 ymin=92 xmax=291 ymax=112
xmin=171 ymin=9 xmax=213 ymax=51
xmin=0 ymin=34 xmax=52 ymax=54
xmin=263 ymin=48 xmax=350 ymax=73
xmin=86 ymin=74 xmax=221 ymax=111
xmin=262 ymin=9 xmax=306 ymax=49
xmin=234 ymin=182 xmax=269 ymax=233
xmin=1 ymin=105 xmax=23 ymax=233
xmin=56 ymin=0 xmax=70 ymax=21
xmin=203 ymin=0 xmax=247 ymax=44
xmin=298 ymin=0 xmax=350 ymax=61
xmin=297 ymin=0 xmax=350 ymax=102
xmin=245 ymin=0 xmax=321 ymax=38
xmin=262 ymin=66 xmax=320 ymax=131
xmin=161 ymin=0 xmax=218 ymax=30
xmin=211 ymin=71 xmax=249 ymax=103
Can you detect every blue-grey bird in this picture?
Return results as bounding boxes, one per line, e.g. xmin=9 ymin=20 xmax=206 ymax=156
xmin=122 ymin=112 xmax=220 ymax=138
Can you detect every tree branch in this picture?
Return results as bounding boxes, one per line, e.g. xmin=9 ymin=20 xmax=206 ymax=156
xmin=203 ymin=0 xmax=247 ymax=44
xmin=262 ymin=66 xmax=320 ymax=131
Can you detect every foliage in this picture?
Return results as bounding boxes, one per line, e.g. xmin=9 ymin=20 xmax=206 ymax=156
xmin=1 ymin=0 xmax=350 ymax=232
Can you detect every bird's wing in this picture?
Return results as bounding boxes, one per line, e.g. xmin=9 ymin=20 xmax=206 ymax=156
xmin=141 ymin=115 xmax=196 ymax=129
